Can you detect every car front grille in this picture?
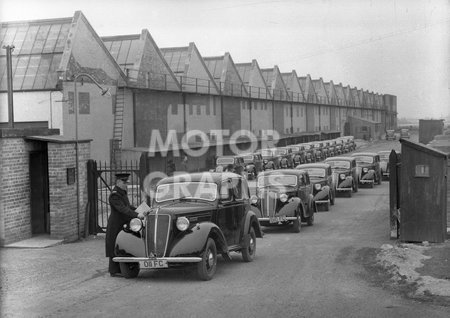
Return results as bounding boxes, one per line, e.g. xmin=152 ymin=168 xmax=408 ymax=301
xmin=260 ymin=190 xmax=279 ymax=218
xmin=146 ymin=213 xmax=171 ymax=257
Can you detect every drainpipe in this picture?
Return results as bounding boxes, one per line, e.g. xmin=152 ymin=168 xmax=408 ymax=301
xmin=3 ymin=45 xmax=15 ymax=128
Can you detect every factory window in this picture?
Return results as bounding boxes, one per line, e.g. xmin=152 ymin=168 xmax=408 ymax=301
xmin=189 ymin=104 xmax=193 ymax=115
xmin=197 ymin=105 xmax=201 ymax=115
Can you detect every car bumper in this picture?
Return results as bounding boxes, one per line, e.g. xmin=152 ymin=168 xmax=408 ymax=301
xmin=359 ymin=179 xmax=374 ymax=184
xmin=113 ymin=256 xmax=202 ymax=263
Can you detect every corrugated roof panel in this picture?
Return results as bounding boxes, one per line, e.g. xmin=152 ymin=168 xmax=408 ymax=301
xmin=117 ymin=40 xmax=131 ymax=65
xmin=109 ymin=41 xmax=121 ymax=60
xmin=0 ymin=27 xmax=7 ymax=44
xmin=42 ymin=24 xmax=62 ymax=53
xmin=127 ymin=39 xmax=140 ymax=65
xmin=54 ymin=23 xmax=70 ymax=52
xmin=161 ymin=48 xmax=189 ymax=75
xmin=19 ymin=25 xmax=39 ymax=55
xmin=31 ymin=25 xmax=51 ymax=54
xmin=12 ymin=55 xmax=29 ymax=88
xmin=33 ymin=54 xmax=52 ymax=89
xmin=0 ymin=27 xmax=17 ymax=51
xmin=0 ymin=56 xmax=6 ymax=81
xmin=10 ymin=26 xmax=27 ymax=54
xmin=0 ymin=56 xmax=17 ymax=90
xmin=22 ymin=55 xmax=40 ymax=89
xmin=44 ymin=53 xmax=61 ymax=89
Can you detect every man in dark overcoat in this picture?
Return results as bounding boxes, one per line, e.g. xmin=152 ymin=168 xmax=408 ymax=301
xmin=106 ymin=173 xmax=146 ymax=276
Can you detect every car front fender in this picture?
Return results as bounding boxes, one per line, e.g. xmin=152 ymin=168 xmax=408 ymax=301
xmin=361 ymin=170 xmax=375 ymax=180
xmin=313 ymin=186 xmax=330 ymax=201
xmin=115 ymin=230 xmax=146 ymax=257
xmin=169 ymin=223 xmax=228 ymax=257
xmin=277 ymin=197 xmax=301 ymax=217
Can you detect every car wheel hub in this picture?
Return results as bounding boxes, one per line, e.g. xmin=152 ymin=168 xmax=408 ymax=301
xmin=207 ymin=250 xmax=215 ymax=268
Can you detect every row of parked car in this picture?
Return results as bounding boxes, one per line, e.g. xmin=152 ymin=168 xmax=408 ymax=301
xmin=214 ymin=136 xmax=357 ymax=179
xmin=111 ymin=136 xmax=392 ymax=281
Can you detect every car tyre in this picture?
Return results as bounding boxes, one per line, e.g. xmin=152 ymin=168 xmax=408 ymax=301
xmin=330 ymin=190 xmax=335 ymax=205
xmin=242 ymin=227 xmax=257 ymax=262
xmin=369 ymin=182 xmax=374 ymax=188
xmin=119 ymin=262 xmax=140 ymax=279
xmin=197 ymin=238 xmax=217 ymax=281
xmin=323 ymin=201 xmax=329 ymax=211
xmin=306 ymin=211 xmax=314 ymax=226
xmin=347 ymin=190 xmax=352 ymax=198
xmin=292 ymin=213 xmax=301 ymax=233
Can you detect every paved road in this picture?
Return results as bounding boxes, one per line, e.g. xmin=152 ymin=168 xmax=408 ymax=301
xmin=1 ymin=136 xmax=448 ymax=317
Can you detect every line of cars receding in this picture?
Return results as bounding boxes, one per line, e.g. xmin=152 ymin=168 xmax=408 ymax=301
xmin=111 ymin=136 xmax=390 ymax=281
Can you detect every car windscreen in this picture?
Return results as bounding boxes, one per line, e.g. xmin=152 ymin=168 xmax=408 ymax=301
xmin=242 ymin=155 xmax=254 ymax=163
xmin=261 ymin=150 xmax=273 ymax=157
xmin=156 ymin=182 xmax=218 ymax=202
xmin=303 ymin=168 xmax=326 ymax=178
xmin=379 ymin=153 xmax=389 ymax=160
xmin=275 ymin=149 xmax=287 ymax=155
xmin=354 ymin=156 xmax=374 ymax=164
xmin=257 ymin=174 xmax=297 ymax=187
xmin=326 ymin=160 xmax=350 ymax=169
xmin=216 ymin=157 xmax=234 ymax=165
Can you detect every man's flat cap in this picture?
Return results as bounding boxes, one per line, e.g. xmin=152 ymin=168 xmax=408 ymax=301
xmin=115 ymin=173 xmax=131 ymax=181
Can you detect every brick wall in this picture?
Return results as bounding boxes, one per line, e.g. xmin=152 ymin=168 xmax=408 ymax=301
xmin=48 ymin=141 xmax=90 ymax=241
xmin=0 ymin=138 xmax=43 ymax=245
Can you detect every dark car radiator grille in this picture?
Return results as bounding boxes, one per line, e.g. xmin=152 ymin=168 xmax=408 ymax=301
xmin=260 ymin=190 xmax=279 ymax=218
xmin=146 ymin=214 xmax=171 ymax=257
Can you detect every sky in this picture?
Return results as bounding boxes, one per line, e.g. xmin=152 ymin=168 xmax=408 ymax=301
xmin=1 ymin=0 xmax=449 ymax=119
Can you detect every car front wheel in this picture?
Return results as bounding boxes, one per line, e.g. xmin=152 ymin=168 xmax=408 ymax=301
xmin=197 ymin=238 xmax=217 ymax=281
xmin=292 ymin=213 xmax=301 ymax=233
xmin=119 ymin=262 xmax=140 ymax=279
xmin=242 ymin=227 xmax=257 ymax=262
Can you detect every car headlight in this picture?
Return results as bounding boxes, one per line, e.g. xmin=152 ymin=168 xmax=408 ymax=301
xmin=314 ymin=183 xmax=321 ymax=190
xmin=176 ymin=217 xmax=190 ymax=231
xmin=279 ymin=193 xmax=288 ymax=202
xmin=363 ymin=167 xmax=368 ymax=173
xmin=250 ymin=195 xmax=258 ymax=204
xmin=340 ymin=173 xmax=346 ymax=179
xmin=130 ymin=218 xmax=143 ymax=232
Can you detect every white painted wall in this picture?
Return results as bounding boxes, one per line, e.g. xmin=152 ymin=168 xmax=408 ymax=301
xmin=0 ymin=91 xmax=63 ymax=130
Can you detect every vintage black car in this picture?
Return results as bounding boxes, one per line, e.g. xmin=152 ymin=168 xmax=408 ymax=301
xmin=302 ymin=143 xmax=316 ymax=163
xmin=215 ymin=155 xmax=245 ymax=176
xmin=241 ymin=153 xmax=263 ymax=179
xmin=378 ymin=150 xmax=391 ymax=180
xmin=113 ymin=172 xmax=263 ymax=280
xmin=274 ymin=147 xmax=294 ymax=169
xmin=311 ymin=142 xmax=324 ymax=161
xmin=253 ymin=169 xmax=315 ymax=232
xmin=286 ymin=144 xmax=306 ymax=166
xmin=259 ymin=148 xmax=280 ymax=170
xmin=385 ymin=130 xmax=396 ymax=141
xmin=324 ymin=156 xmax=359 ymax=197
xmin=351 ymin=152 xmax=381 ymax=187
xmin=296 ymin=163 xmax=335 ymax=211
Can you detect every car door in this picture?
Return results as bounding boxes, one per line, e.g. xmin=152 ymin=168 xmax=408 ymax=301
xmin=216 ymin=178 xmax=244 ymax=246
xmin=297 ymin=173 xmax=309 ymax=213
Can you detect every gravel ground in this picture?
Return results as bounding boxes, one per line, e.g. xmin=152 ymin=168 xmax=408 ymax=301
xmin=374 ymin=240 xmax=450 ymax=306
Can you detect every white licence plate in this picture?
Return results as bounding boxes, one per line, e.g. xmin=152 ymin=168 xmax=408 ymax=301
xmin=270 ymin=216 xmax=287 ymax=223
xmin=140 ymin=259 xmax=168 ymax=269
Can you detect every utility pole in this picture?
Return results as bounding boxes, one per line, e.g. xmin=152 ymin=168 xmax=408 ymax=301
xmin=3 ymin=45 xmax=15 ymax=128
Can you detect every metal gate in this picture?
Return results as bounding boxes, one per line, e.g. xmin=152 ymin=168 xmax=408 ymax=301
xmin=87 ymin=160 xmax=142 ymax=235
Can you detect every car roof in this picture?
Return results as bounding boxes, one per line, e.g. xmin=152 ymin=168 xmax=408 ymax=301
xmin=325 ymin=156 xmax=355 ymax=161
xmin=296 ymin=163 xmax=330 ymax=169
xmin=158 ymin=172 xmax=242 ymax=185
xmin=258 ymin=169 xmax=307 ymax=177
xmin=351 ymin=152 xmax=378 ymax=156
